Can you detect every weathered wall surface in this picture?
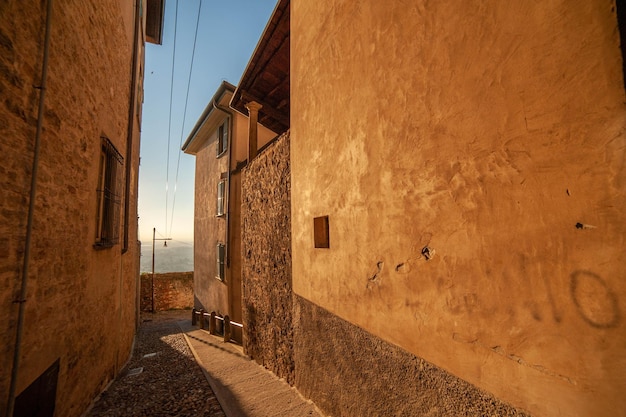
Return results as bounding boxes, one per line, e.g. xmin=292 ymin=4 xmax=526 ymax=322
xmin=193 ymin=129 xmax=229 ymax=315
xmin=291 ymin=1 xmax=625 ymax=416
xmin=241 ymin=132 xmax=294 ymax=383
xmin=190 ymin=91 xmax=277 ymax=323
xmin=0 ymin=0 xmax=142 ymax=415
xmin=191 ymin=90 xmax=279 ymax=341
xmin=294 ymin=295 xmax=528 ymax=417
xmin=140 ymin=272 xmax=194 ymax=312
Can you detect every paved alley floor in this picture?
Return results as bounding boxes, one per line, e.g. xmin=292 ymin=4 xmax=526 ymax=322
xmin=86 ymin=310 xmax=323 ymax=417
xmin=86 ymin=310 xmax=225 ymax=417
xmin=178 ymin=321 xmax=322 ymax=417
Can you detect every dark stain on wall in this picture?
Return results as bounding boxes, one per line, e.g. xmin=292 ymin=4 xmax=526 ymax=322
xmin=570 ymin=270 xmax=620 ymax=329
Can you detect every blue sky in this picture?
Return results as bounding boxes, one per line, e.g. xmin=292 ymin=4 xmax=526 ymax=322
xmin=138 ymin=0 xmax=277 ymax=243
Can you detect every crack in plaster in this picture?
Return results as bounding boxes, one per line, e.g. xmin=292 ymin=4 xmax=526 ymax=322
xmin=452 ymin=333 xmax=576 ymax=386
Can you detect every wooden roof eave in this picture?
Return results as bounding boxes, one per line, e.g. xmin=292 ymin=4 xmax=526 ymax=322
xmin=182 ymin=81 xmax=235 ymax=154
xmin=231 ymin=0 xmax=290 ymax=135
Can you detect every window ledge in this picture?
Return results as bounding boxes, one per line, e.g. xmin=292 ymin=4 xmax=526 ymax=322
xmin=93 ymin=242 xmax=115 ymax=250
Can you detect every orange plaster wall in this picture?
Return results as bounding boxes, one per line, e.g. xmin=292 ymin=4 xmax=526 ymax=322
xmin=290 ymin=1 xmax=626 ymax=416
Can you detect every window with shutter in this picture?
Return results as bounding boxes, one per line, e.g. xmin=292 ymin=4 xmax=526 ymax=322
xmin=216 ymin=119 xmax=228 ymax=157
xmin=216 ymin=179 xmax=226 ymax=217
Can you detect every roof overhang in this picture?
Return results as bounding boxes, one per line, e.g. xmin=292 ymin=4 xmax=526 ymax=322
xmin=146 ymin=0 xmax=165 ymax=45
xmin=182 ymin=81 xmax=236 ymax=155
xmin=230 ymin=0 xmax=289 ymax=135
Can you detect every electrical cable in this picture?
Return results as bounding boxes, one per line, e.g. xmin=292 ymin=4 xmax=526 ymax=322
xmin=169 ymin=0 xmax=203 ymax=238
xmin=165 ymin=0 xmax=180 ymax=236
xmin=171 ymin=239 xmax=193 ymax=246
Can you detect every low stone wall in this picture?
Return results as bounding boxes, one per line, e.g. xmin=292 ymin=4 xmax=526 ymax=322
xmin=140 ymin=272 xmax=194 ymax=312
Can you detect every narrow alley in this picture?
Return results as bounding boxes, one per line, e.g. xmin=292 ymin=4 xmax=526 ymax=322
xmin=86 ymin=311 xmax=225 ymax=417
xmin=86 ymin=310 xmax=322 ymax=417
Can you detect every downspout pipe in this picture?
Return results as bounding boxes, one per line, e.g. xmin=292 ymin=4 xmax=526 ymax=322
xmin=123 ymin=0 xmax=141 ymax=254
xmin=117 ymin=0 xmax=141 ymax=377
xmin=7 ymin=0 xmax=54 ymax=415
xmin=212 ymin=99 xmax=234 ymax=267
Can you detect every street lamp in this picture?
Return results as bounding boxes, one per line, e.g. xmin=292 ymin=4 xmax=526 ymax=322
xmin=151 ymin=227 xmax=172 ymax=313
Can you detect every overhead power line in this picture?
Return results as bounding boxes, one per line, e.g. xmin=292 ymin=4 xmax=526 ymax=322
xmin=170 ymin=0 xmax=203 ymax=238
xmin=165 ymin=0 xmax=180 ymax=236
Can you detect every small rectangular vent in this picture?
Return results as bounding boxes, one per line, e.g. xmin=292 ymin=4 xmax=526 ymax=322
xmin=314 ymin=216 xmax=330 ymax=248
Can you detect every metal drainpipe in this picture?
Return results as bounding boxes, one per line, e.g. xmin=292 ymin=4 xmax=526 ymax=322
xmin=6 ymin=0 xmax=54 ymax=415
xmin=212 ymin=99 xmax=234 ymax=267
xmin=116 ymin=0 xmax=141 ymax=375
xmin=122 ymin=0 xmax=140 ymax=255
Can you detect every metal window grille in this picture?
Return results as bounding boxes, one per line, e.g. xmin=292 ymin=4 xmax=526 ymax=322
xmin=95 ymin=137 xmax=124 ymax=248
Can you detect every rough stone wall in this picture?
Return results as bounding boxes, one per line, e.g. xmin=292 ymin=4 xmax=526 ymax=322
xmin=291 ymin=1 xmax=625 ymax=416
xmin=141 ymin=272 xmax=194 ymax=312
xmin=241 ymin=132 xmax=294 ymax=383
xmin=293 ymin=294 xmax=529 ymax=417
xmin=0 ymin=1 xmax=141 ymax=415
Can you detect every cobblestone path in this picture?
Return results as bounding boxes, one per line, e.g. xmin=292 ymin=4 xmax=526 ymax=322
xmin=86 ymin=310 xmax=225 ymax=417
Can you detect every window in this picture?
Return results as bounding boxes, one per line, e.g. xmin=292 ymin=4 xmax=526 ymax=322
xmin=216 ymin=179 xmax=226 ymax=217
xmin=14 ymin=359 xmax=60 ymax=417
xmin=216 ymin=119 xmax=228 ymax=157
xmin=95 ymin=137 xmax=124 ymax=248
xmin=216 ymin=243 xmax=225 ymax=281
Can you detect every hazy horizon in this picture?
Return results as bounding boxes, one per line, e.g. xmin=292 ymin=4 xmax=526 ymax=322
xmin=140 ymin=240 xmax=194 ymax=273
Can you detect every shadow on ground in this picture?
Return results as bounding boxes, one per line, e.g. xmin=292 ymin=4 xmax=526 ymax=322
xmin=86 ymin=310 xmax=225 ymax=417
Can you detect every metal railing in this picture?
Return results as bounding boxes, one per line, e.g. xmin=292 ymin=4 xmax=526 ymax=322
xmin=191 ymin=308 xmax=243 ymax=343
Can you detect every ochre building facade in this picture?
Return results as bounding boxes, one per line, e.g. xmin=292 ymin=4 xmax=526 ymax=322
xmin=0 ymin=0 xmax=162 ymax=415
xmin=290 ymin=1 xmax=625 ymax=416
xmin=187 ymin=1 xmax=625 ymax=416
xmin=183 ymin=82 xmax=276 ymax=343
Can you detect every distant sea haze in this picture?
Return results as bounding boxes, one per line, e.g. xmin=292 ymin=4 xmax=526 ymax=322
xmin=140 ymin=241 xmax=194 ymax=273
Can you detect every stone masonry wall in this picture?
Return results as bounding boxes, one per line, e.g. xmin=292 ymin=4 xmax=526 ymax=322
xmin=241 ymin=132 xmax=294 ymax=383
xmin=293 ymin=294 xmax=529 ymax=417
xmin=141 ymin=272 xmax=194 ymax=312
